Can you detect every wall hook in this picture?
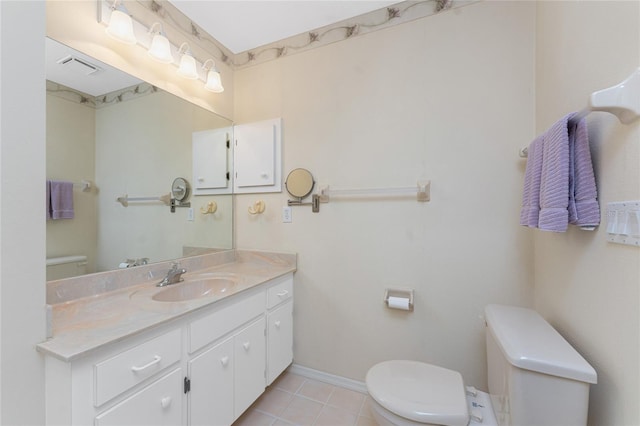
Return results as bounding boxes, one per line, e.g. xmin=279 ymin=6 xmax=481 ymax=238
xmin=200 ymin=201 xmax=217 ymax=214
xmin=248 ymin=200 xmax=266 ymax=215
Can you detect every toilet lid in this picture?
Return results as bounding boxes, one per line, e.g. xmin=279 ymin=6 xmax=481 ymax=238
xmin=366 ymin=360 xmax=469 ymax=426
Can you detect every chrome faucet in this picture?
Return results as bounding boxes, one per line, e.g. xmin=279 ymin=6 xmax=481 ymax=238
xmin=157 ymin=263 xmax=187 ymax=287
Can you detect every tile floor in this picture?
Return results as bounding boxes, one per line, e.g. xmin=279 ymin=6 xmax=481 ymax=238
xmin=233 ymin=371 xmax=377 ymax=426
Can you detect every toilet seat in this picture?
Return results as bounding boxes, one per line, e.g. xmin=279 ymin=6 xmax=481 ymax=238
xmin=366 ymin=360 xmax=469 ymax=426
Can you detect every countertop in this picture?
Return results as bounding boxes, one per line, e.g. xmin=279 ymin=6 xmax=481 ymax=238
xmin=37 ymin=250 xmax=296 ymax=362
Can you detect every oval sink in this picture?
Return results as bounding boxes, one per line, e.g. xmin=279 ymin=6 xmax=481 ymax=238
xmin=152 ymin=278 xmax=237 ymax=302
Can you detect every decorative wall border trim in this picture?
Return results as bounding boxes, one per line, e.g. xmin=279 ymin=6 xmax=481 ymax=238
xmin=132 ymin=0 xmax=477 ymax=71
xmin=234 ymin=0 xmax=476 ymax=69
xmin=47 ymin=80 xmax=158 ymax=109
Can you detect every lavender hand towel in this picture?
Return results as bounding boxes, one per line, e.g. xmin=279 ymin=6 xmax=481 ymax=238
xmin=568 ymin=117 xmax=600 ymax=228
xmin=46 ymin=180 xmax=52 ymax=219
xmin=537 ymin=113 xmax=573 ymax=232
xmin=50 ymin=180 xmax=74 ymax=219
xmin=519 ymin=135 xmax=544 ymax=227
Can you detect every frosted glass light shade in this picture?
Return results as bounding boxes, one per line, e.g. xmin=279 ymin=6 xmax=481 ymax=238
xmin=177 ymin=54 xmax=198 ymax=79
xmin=106 ymin=9 xmax=136 ymax=45
xmin=148 ymin=33 xmax=173 ymax=64
xmin=205 ymin=70 xmax=224 ymax=93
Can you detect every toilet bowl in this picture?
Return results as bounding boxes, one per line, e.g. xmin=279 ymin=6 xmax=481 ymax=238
xmin=366 ymin=360 xmax=496 ymax=426
xmin=365 ymin=305 xmax=597 ymax=426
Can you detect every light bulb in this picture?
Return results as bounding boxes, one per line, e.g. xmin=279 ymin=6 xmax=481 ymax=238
xmin=148 ymin=33 xmax=173 ymax=64
xmin=177 ymin=54 xmax=198 ymax=80
xmin=205 ymin=69 xmax=224 ymax=93
xmin=106 ymin=8 xmax=136 ymax=45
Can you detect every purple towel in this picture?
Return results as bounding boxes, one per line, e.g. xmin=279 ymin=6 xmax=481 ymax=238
xmin=519 ymin=112 xmax=600 ymax=232
xmin=519 ymin=135 xmax=543 ymax=227
xmin=49 ymin=180 xmax=74 ymax=219
xmin=568 ymin=118 xmax=600 ymax=228
xmin=46 ymin=180 xmax=52 ymax=219
xmin=537 ymin=114 xmax=572 ymax=232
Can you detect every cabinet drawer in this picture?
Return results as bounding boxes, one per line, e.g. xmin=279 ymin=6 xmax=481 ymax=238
xmin=95 ymin=368 xmax=182 ymax=426
xmin=267 ymin=275 xmax=293 ymax=309
xmin=189 ymin=291 xmax=265 ymax=353
xmin=94 ymin=329 xmax=181 ymax=407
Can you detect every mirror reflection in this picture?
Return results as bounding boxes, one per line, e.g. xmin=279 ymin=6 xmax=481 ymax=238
xmin=45 ymin=38 xmax=233 ymax=280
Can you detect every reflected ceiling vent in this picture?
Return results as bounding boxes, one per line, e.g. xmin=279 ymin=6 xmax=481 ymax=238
xmin=57 ymin=55 xmax=102 ymax=76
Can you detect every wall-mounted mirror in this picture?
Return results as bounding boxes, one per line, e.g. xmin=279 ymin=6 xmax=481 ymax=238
xmin=285 ymin=168 xmax=315 ymax=200
xmin=45 ymin=37 xmax=233 ymax=280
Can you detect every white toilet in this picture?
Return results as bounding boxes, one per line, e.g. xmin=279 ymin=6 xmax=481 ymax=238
xmin=366 ymin=304 xmax=597 ymax=426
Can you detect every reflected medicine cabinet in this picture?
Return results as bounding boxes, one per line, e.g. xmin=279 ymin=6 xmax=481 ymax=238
xmin=192 ymin=118 xmax=282 ymax=195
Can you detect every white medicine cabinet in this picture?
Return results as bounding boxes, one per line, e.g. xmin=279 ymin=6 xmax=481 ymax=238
xmin=192 ymin=118 xmax=282 ymax=195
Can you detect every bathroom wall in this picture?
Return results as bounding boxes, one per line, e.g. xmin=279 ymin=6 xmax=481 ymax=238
xmin=534 ymin=2 xmax=640 ymax=425
xmin=234 ymin=1 xmax=536 ymax=388
xmin=0 ymin=2 xmax=46 ymax=424
xmin=46 ymin=92 xmax=98 ymax=273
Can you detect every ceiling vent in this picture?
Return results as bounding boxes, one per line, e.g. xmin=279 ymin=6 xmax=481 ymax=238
xmin=57 ymin=55 xmax=102 ymax=76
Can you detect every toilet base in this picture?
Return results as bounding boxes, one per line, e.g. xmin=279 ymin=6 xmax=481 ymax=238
xmin=368 ymin=389 xmax=498 ymax=426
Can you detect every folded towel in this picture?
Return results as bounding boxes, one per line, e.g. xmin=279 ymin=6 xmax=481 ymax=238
xmin=519 ymin=112 xmax=600 ymax=232
xmin=49 ymin=180 xmax=74 ymax=219
xmin=46 ymin=180 xmax=52 ymax=219
xmin=568 ymin=118 xmax=600 ymax=228
xmin=537 ymin=114 xmax=572 ymax=232
xmin=519 ymin=134 xmax=543 ymax=227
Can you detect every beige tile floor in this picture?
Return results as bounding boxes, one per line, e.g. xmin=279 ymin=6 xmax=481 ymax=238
xmin=233 ymin=371 xmax=377 ymax=426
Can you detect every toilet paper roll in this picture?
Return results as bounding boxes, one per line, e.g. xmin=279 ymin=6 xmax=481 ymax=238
xmin=118 ymin=262 xmax=130 ymax=269
xmin=387 ymin=296 xmax=410 ymax=310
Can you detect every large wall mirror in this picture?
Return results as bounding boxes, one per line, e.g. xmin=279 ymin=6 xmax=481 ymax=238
xmin=46 ymin=37 xmax=233 ymax=280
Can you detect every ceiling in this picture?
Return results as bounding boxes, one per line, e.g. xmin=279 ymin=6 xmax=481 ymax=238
xmin=167 ymin=1 xmax=401 ymax=54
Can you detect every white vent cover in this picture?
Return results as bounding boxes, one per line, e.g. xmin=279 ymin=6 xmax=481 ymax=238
xmin=57 ymin=55 xmax=101 ymax=76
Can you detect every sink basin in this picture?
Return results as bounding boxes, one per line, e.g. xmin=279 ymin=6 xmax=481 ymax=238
xmin=152 ymin=278 xmax=237 ymax=302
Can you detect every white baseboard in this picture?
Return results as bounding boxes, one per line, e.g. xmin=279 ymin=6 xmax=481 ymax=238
xmin=287 ymin=363 xmax=369 ymax=394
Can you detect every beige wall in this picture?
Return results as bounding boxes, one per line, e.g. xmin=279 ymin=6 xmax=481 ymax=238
xmin=46 ymin=93 xmax=98 ymax=273
xmin=0 ymin=2 xmax=46 ymax=424
xmin=234 ymin=1 xmax=536 ymax=388
xmin=534 ymin=2 xmax=640 ymax=425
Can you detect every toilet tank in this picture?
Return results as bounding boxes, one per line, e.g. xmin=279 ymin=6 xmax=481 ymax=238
xmin=484 ymin=304 xmax=597 ymax=426
xmin=46 ymin=255 xmax=88 ymax=280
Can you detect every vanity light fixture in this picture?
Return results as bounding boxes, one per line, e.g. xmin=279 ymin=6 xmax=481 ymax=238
xmin=105 ymin=0 xmax=136 ymax=45
xmin=98 ymin=0 xmax=224 ymax=93
xmin=203 ymin=59 xmax=224 ymax=93
xmin=147 ymin=23 xmax=173 ymax=64
xmin=177 ymin=42 xmax=199 ymax=80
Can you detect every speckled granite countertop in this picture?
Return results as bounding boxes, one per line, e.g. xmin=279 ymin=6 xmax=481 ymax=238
xmin=37 ymin=250 xmax=296 ymax=362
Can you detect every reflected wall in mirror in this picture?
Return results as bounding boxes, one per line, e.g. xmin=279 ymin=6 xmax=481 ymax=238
xmin=46 ymin=38 xmax=233 ymax=280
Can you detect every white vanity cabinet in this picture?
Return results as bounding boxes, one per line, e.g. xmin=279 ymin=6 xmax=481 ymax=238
xmin=266 ymin=277 xmax=294 ymax=385
xmin=44 ymin=272 xmax=294 ymax=426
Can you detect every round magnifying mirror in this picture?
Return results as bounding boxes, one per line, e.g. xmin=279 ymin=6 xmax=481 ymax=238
xmin=285 ymin=168 xmax=315 ymax=199
xmin=171 ymin=177 xmax=190 ymax=202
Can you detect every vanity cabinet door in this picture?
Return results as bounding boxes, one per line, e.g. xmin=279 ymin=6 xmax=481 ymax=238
xmin=267 ymin=300 xmax=293 ymax=385
xmin=189 ymin=337 xmax=234 ymax=426
xmin=94 ymin=368 xmax=182 ymax=426
xmin=234 ymin=317 xmax=266 ymax=419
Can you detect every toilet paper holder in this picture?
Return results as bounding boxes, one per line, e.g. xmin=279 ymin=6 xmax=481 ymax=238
xmin=384 ymin=288 xmax=414 ymax=311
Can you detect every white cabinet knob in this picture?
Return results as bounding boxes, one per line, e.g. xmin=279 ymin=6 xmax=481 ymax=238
xmin=274 ymin=320 xmax=281 ymax=329
xmin=242 ymin=342 xmax=251 ymax=351
xmin=160 ymin=397 xmax=172 ymax=409
xmin=220 ymin=356 xmax=229 ymax=367
xmin=198 ymin=176 xmax=204 ymax=182
xmin=277 ymin=290 xmax=289 ymax=298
